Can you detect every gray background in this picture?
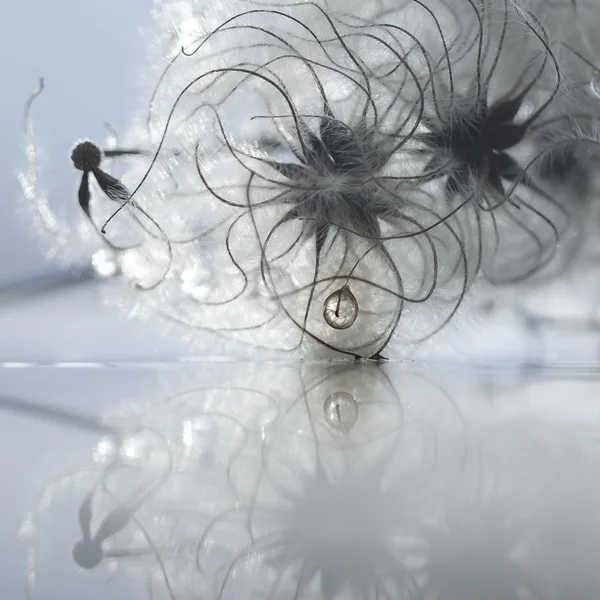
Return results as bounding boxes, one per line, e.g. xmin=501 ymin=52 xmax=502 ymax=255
xmin=1 ymin=3 xmax=156 ymax=598
xmin=1 ymin=0 xmax=152 ymax=284
xmin=0 ymin=0 xmax=200 ymax=363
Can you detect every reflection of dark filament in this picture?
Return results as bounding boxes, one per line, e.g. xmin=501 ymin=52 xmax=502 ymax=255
xmin=0 ymin=395 xmax=117 ymax=435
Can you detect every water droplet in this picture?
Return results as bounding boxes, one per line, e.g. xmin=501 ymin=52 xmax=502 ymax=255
xmin=323 ymin=286 xmax=358 ymax=330
xmin=323 ymin=392 xmax=359 ymax=433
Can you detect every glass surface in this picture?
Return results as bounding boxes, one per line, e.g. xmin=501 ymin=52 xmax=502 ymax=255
xmin=4 ymin=363 xmax=600 ymax=599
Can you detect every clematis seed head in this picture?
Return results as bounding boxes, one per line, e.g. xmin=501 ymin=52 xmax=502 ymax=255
xmin=71 ymin=141 xmax=102 ymax=172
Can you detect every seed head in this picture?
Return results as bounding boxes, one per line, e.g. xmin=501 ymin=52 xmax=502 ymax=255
xmin=71 ymin=141 xmax=102 ymax=172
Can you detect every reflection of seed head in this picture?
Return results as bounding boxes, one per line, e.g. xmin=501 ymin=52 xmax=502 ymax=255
xmin=323 ymin=391 xmax=359 ymax=433
xmin=323 ymin=286 xmax=359 ymax=330
xmin=71 ymin=141 xmax=102 ymax=172
xmin=72 ymin=539 xmax=103 ymax=570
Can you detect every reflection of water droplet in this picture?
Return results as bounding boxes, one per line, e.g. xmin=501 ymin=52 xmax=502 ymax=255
xmin=92 ymin=249 xmax=119 ymax=277
xmin=590 ymin=71 xmax=600 ymax=98
xmin=323 ymin=286 xmax=358 ymax=330
xmin=323 ymin=392 xmax=359 ymax=433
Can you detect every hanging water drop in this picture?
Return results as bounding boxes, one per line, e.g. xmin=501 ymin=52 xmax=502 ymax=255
xmin=323 ymin=391 xmax=359 ymax=433
xmin=323 ymin=286 xmax=358 ymax=330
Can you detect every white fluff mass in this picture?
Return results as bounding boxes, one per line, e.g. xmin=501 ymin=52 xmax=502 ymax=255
xmin=20 ymin=0 xmax=600 ymax=358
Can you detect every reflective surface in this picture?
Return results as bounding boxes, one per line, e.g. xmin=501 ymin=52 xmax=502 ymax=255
xmin=4 ymin=361 xmax=600 ymax=599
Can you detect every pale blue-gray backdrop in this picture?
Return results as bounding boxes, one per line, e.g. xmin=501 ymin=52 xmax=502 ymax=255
xmin=0 ymin=4 xmax=163 ymax=598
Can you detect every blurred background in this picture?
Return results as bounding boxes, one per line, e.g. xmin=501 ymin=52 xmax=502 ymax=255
xmin=1 ymin=0 xmax=151 ymax=283
xmin=1 ymin=3 xmax=161 ymax=598
xmin=0 ymin=0 xmax=198 ymax=362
